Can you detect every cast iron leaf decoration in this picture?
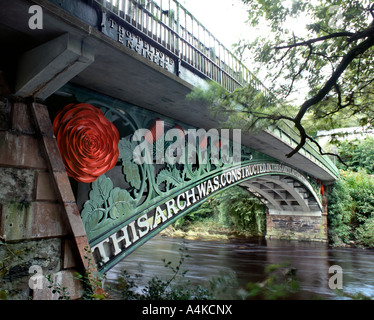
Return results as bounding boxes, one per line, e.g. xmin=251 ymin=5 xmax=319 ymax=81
xmin=118 ymin=138 xmax=134 ymax=163
xmin=156 ymin=166 xmax=184 ymax=191
xmin=118 ymin=138 xmax=141 ymax=190
xmin=109 ymin=187 xmax=135 ymax=220
xmin=81 ymin=175 xmax=135 ymax=235
xmin=122 ymin=162 xmax=141 ymax=190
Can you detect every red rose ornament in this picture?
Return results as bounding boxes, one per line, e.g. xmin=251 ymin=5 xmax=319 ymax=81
xmin=53 ymin=103 xmax=120 ymax=183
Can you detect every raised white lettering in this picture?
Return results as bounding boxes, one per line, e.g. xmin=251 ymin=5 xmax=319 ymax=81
xmin=165 ymin=198 xmax=179 ymax=219
xmin=110 ymin=226 xmax=132 ymax=256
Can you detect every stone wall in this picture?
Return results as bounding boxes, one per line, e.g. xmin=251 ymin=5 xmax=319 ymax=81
xmin=266 ymin=212 xmax=328 ymax=242
xmin=0 ymin=98 xmax=91 ymax=300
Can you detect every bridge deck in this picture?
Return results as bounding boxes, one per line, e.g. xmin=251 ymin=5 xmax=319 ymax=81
xmin=0 ymin=0 xmax=338 ymax=182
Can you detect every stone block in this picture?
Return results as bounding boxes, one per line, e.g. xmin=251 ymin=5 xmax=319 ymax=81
xmin=0 ymin=238 xmax=62 ymax=300
xmin=0 ymin=132 xmax=48 ymax=169
xmin=0 ymin=99 xmax=11 ymax=131
xmin=11 ymin=102 xmax=35 ymax=134
xmin=35 ymin=171 xmax=59 ymax=201
xmin=0 ymin=167 xmax=35 ymax=203
xmin=32 ymin=202 xmax=67 ymax=239
xmin=32 ymin=270 xmax=84 ymax=300
xmin=266 ymin=214 xmax=327 ymax=241
xmin=1 ymin=202 xmax=67 ymax=241
xmin=62 ymin=239 xmax=78 ymax=270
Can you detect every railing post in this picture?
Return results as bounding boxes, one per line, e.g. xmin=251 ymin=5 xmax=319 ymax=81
xmin=176 ymin=1 xmax=180 ymax=56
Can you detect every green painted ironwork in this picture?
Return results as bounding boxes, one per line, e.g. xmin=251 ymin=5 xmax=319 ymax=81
xmin=62 ymin=85 xmax=267 ymax=242
xmin=42 ymin=0 xmax=339 ymax=274
xmin=58 ymin=84 xmax=329 ymax=273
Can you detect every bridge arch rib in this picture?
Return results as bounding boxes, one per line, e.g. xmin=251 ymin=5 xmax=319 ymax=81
xmin=54 ymin=84 xmax=325 ymax=273
xmin=86 ymin=165 xmax=323 ymax=273
xmin=240 ymin=174 xmax=322 ymax=215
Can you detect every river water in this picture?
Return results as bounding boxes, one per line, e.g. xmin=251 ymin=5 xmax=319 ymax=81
xmin=105 ymin=236 xmax=374 ymax=300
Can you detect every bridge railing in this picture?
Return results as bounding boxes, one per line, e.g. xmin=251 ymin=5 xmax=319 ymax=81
xmin=94 ymin=0 xmax=338 ymax=179
xmin=273 ymin=120 xmax=340 ymax=179
xmin=97 ymin=0 xmax=271 ymax=96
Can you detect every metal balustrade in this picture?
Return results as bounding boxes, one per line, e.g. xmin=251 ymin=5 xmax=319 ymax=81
xmin=97 ymin=0 xmax=271 ymax=96
xmin=94 ymin=0 xmax=338 ymax=178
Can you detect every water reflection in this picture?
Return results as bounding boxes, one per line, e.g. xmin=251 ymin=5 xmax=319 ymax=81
xmin=105 ymin=236 xmax=374 ymax=299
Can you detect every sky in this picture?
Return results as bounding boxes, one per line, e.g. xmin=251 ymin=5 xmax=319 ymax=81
xmin=179 ymin=0 xmax=251 ymax=50
xmin=179 ymin=0 xmax=311 ymax=103
xmin=180 ymin=0 xmax=311 ymax=52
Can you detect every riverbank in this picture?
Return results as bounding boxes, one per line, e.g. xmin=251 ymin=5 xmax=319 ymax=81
xmin=159 ymin=219 xmax=262 ymax=241
xmin=160 ymin=220 xmax=373 ymax=249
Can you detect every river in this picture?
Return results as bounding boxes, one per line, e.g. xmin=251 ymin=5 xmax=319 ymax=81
xmin=105 ymin=236 xmax=374 ymax=300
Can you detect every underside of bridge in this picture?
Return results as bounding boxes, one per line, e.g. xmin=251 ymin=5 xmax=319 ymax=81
xmin=240 ymin=175 xmax=327 ymax=242
xmin=242 ymin=175 xmax=321 ymax=215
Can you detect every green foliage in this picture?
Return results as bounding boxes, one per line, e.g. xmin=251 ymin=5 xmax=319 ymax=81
xmin=334 ymin=137 xmax=374 ymax=174
xmin=239 ymin=0 xmax=373 ymax=95
xmin=325 ymin=135 xmax=374 ymax=247
xmin=328 ymin=170 xmax=374 ymax=247
xmin=241 ymin=261 xmax=300 ymax=300
xmin=176 ymin=186 xmax=266 ymax=237
xmin=327 ymin=178 xmax=352 ymax=244
xmin=206 ymin=0 xmax=374 ymax=143
xmin=187 ymin=81 xmax=288 ymax=135
xmin=225 ymin=188 xmax=266 ymax=235
xmin=303 ymin=108 xmax=365 ymax=136
xmin=356 ymin=217 xmax=374 ymax=247
xmin=74 ymin=247 xmax=108 ymax=300
xmin=46 ymin=274 xmax=70 ymax=300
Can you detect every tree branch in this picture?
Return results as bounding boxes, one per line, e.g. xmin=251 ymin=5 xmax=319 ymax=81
xmin=274 ymin=32 xmax=355 ymax=50
xmin=275 ymin=25 xmax=374 ymax=51
xmin=306 ymin=135 xmax=349 ymax=168
xmin=285 ymin=44 xmax=313 ymax=98
xmin=295 ymin=35 xmax=374 ymax=123
xmin=286 ymin=34 xmax=374 ymax=158
xmin=370 ymin=3 xmax=374 ymax=19
xmin=347 ymin=25 xmax=374 ymax=43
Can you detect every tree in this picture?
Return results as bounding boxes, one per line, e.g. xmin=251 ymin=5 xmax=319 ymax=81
xmin=191 ymin=0 xmax=374 ymax=160
xmin=333 ymin=137 xmax=374 ymax=174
